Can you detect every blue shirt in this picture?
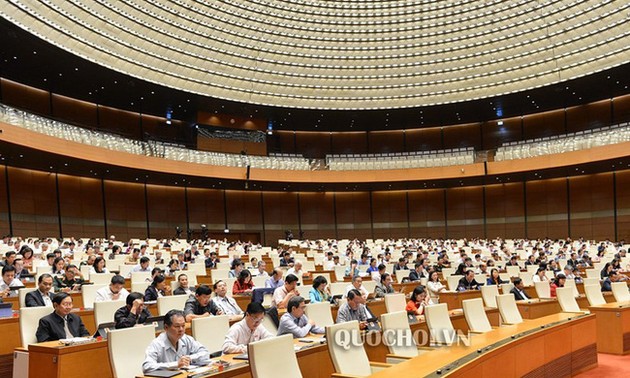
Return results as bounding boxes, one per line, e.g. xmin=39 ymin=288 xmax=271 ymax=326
xmin=265 ymin=277 xmax=284 ymax=290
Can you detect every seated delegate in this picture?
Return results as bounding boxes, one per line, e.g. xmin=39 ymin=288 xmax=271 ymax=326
xmin=142 ymin=309 xmax=211 ymax=373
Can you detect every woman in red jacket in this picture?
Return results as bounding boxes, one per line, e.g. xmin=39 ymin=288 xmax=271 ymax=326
xmin=233 ymin=269 xmax=255 ymax=294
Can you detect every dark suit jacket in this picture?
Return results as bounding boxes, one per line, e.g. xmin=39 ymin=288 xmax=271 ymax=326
xmin=457 ymin=277 xmax=481 ymax=291
xmin=173 ymin=286 xmax=195 ymax=296
xmin=114 ymin=305 xmax=152 ymax=329
xmin=25 ymin=290 xmax=54 ymax=307
xmin=144 ymin=285 xmax=164 ymax=302
xmin=408 ymin=270 xmax=427 ymax=282
xmin=36 ymin=312 xmax=90 ymax=342
xmin=510 ymin=287 xmax=529 ymax=300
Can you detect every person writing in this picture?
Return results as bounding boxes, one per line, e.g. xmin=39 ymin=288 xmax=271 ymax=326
xmin=233 ymin=270 xmax=255 ymax=295
xmin=184 ymin=285 xmax=223 ymax=322
xmin=222 ymin=302 xmax=274 ymax=354
xmin=277 ymin=296 xmax=325 ymax=338
xmin=142 ymin=309 xmax=211 ymax=373
xmin=336 ymin=289 xmax=370 ymax=330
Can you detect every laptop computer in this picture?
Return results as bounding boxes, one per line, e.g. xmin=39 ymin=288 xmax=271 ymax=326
xmin=365 ymin=317 xmax=381 ymax=332
xmin=145 ymin=315 xmax=165 ymax=329
xmin=93 ymin=321 xmax=116 ymax=339
xmin=0 ymin=303 xmax=13 ymax=318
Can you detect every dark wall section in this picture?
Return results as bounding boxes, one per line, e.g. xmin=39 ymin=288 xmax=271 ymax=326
xmin=1 ymin=166 xmax=628 ymax=243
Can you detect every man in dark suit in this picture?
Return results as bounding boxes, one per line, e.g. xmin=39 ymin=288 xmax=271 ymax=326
xmin=457 ymin=270 xmax=482 ymax=291
xmin=510 ymin=278 xmax=530 ymax=300
xmin=114 ymin=292 xmax=151 ymax=329
xmin=25 ymin=274 xmax=54 ymax=307
xmin=36 ymin=292 xmax=90 ymax=341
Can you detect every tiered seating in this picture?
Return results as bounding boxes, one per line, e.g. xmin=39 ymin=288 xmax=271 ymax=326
xmin=327 ymin=147 xmax=474 ymax=170
xmin=495 ymin=122 xmax=630 ymax=161
xmin=1 ymin=0 xmax=628 ymax=108
xmin=0 ymin=103 xmax=311 ymax=171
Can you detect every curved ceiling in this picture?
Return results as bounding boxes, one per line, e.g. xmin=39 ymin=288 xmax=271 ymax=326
xmin=1 ymin=0 xmax=629 ymax=110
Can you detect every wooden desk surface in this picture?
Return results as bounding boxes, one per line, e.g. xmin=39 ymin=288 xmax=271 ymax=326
xmin=4 ymin=291 xmax=84 ymax=310
xmin=438 ymin=290 xmax=482 ymax=310
xmin=588 ymin=301 xmax=630 ymax=355
xmin=516 ymin=299 xmax=563 ymax=319
xmin=28 ymin=339 xmax=113 ymax=378
xmin=135 ymin=335 xmax=333 ymax=378
xmin=369 ymin=313 xmax=597 ymax=377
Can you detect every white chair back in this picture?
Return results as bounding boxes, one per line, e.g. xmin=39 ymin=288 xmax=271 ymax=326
xmin=130 ymin=272 xmax=151 ymax=283
xmin=191 ymin=315 xmax=231 ymax=355
xmin=131 ymin=281 xmax=151 ymax=294
xmin=325 ymin=321 xmax=372 ymax=376
xmin=90 ymin=273 xmax=115 ymax=285
xmin=582 ymin=278 xmax=599 ymax=287
xmin=564 ymin=279 xmax=579 ymax=298
xmin=261 ymin=313 xmax=278 ymax=334
xmin=480 ymin=285 xmax=499 ymax=308
xmin=249 ymin=334 xmax=302 ymax=378
xmin=108 ymin=324 xmax=156 ymax=378
xmin=611 ymin=282 xmax=630 ymax=302
xmin=584 ymin=284 xmax=606 ymax=306
xmin=447 ymin=275 xmax=462 ymax=291
xmin=506 ymin=266 xmax=520 ymax=278
xmin=519 ymin=273 xmax=533 ymax=287
xmin=19 ymin=307 xmax=52 ymax=346
xmin=212 ymin=269 xmax=230 ymax=281
xmin=118 ymin=265 xmax=134 ymax=278
xmin=424 ymin=303 xmax=455 ymax=344
xmin=304 ymin=302 xmax=334 ymax=328
xmin=500 ymin=282 xmax=514 ymax=295
xmin=252 ymin=276 xmax=267 ymax=288
xmin=556 ymin=287 xmax=581 ymax=313
xmin=81 ymin=284 xmax=107 ymax=309
xmin=534 ymin=281 xmax=551 ymax=299
xmin=384 ymin=293 xmax=406 ymax=313
xmin=395 ymin=269 xmax=411 ymax=283
xmin=362 ymin=280 xmax=377 ymax=295
xmin=334 ymin=266 xmax=347 ymax=282
xmin=157 ymin=295 xmax=189 ymax=316
xmin=462 ymin=298 xmax=492 ymax=333
xmin=94 ymin=300 xmax=125 ymax=327
xmin=330 ymin=282 xmax=347 ymax=297
xmin=496 ymin=294 xmax=523 ymax=324
xmin=380 ymin=311 xmax=418 ymax=358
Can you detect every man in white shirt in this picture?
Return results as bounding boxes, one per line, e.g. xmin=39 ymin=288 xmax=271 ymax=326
xmin=129 ymin=257 xmax=152 ymax=276
xmin=94 ymin=275 xmax=129 ymax=302
xmin=271 ymin=274 xmax=300 ymax=309
xmin=0 ymin=265 xmax=23 ymax=299
xmin=343 ymin=275 xmax=369 ymax=300
xmin=256 ymin=261 xmax=269 ymax=278
xmin=286 ymin=260 xmax=307 ymax=278
xmin=277 ymin=296 xmax=325 ymax=338
xmin=143 ymin=309 xmax=211 ymax=373
xmin=211 ymin=280 xmax=243 ymax=321
xmin=222 ymin=302 xmax=274 ymax=354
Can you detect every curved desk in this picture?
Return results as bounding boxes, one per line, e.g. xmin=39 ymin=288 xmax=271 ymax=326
xmin=369 ymin=312 xmax=597 ymax=377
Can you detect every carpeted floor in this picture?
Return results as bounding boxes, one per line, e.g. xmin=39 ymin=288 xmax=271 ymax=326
xmin=575 ymin=353 xmax=630 ymax=378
